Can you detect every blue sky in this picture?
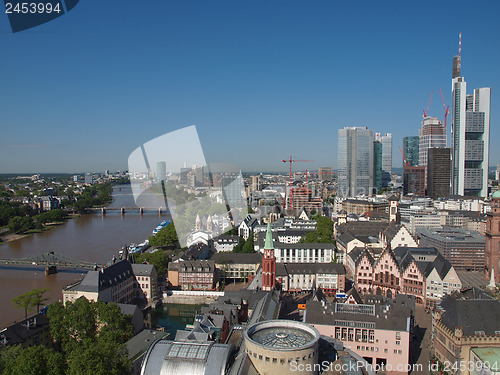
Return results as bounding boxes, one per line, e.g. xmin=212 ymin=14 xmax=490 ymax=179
xmin=1 ymin=0 xmax=499 ymax=173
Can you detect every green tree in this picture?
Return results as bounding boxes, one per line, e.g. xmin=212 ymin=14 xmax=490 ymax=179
xmin=232 ymin=236 xmax=245 ymax=253
xmin=149 ymin=222 xmax=179 ymax=247
xmin=0 ymin=345 xmax=66 ymax=375
xmin=242 ymin=235 xmax=254 ymax=253
xmin=300 ymin=216 xmax=334 ymax=244
xmin=47 ymin=298 xmax=133 ymax=353
xmin=7 ymin=216 xmax=23 ymax=233
xmin=134 ymin=250 xmax=169 ymax=276
xmin=29 ymin=288 xmax=50 ymax=313
xmin=66 ymin=339 xmax=131 ymax=375
xmin=11 ymin=291 xmax=35 ymax=320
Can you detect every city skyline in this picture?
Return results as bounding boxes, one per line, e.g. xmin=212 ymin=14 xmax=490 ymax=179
xmin=1 ymin=1 xmax=499 ymax=173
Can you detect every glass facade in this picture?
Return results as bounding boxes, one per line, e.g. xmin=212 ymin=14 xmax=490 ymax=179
xmin=403 ymin=136 xmax=419 ymax=167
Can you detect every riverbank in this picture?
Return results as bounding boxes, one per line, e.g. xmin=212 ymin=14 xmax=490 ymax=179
xmin=0 ymin=215 xmax=79 ymax=245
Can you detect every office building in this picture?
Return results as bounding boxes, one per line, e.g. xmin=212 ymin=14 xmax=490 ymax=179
xmin=427 ymin=148 xmax=451 ymax=199
xmin=403 ymin=136 xmax=419 ymax=167
xmin=403 ymin=166 xmax=426 ymax=196
xmin=376 ymin=132 xmax=392 ymax=187
xmin=417 ymin=227 xmax=485 ymax=271
xmin=451 ymin=34 xmax=491 ymax=197
xmin=249 ymin=175 xmax=260 ymax=191
xmin=318 ymin=167 xmax=333 ymax=181
xmin=373 ymin=139 xmax=382 ymax=191
xmin=156 ymin=161 xmax=166 ymax=185
xmin=338 ymin=127 xmax=373 ymax=197
xmin=419 ymin=117 xmax=446 ymax=185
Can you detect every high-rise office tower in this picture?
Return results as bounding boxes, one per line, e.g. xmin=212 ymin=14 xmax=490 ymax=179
xmin=318 ymin=167 xmax=333 ymax=181
xmin=375 ymin=133 xmax=392 ymax=187
xmin=403 ymin=166 xmax=426 ymax=196
xmin=249 ymin=175 xmax=260 ymax=191
xmin=451 ymin=33 xmax=491 ymax=197
xmin=338 ymin=127 xmax=373 ymax=197
xmin=373 ymin=139 xmax=382 ymax=191
xmin=157 ymin=161 xmax=166 ymax=184
xmin=419 ymin=117 xmax=446 ymax=185
xmin=403 ymin=136 xmax=419 ymax=167
xmin=427 ymin=148 xmax=451 ymax=199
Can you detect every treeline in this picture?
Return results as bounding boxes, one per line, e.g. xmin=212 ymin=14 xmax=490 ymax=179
xmin=0 ymin=297 xmax=133 ymax=375
xmin=68 ymin=183 xmax=112 ymax=212
xmin=0 ymin=200 xmax=69 ymax=234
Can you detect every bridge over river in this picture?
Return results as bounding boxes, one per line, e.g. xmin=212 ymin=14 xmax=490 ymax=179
xmin=0 ymin=252 xmax=107 ymax=274
xmin=89 ymin=207 xmax=171 ymax=215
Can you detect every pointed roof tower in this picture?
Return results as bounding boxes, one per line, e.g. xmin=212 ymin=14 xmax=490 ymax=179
xmin=264 ymin=221 xmax=274 ymax=250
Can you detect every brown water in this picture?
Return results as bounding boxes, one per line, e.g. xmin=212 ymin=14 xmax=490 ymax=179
xmin=0 ymin=185 xmax=170 ymax=328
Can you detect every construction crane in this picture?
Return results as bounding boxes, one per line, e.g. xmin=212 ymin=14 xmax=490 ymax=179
xmin=423 ymin=90 xmax=433 ymax=117
xmin=439 ymin=87 xmax=450 ymax=143
xmin=399 ymin=146 xmax=409 ymax=168
xmin=282 ymin=156 xmax=313 ymax=210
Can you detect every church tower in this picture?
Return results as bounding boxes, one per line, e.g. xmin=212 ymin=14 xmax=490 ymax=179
xmin=388 ymin=195 xmax=399 ymax=223
xmin=485 ymin=191 xmax=500 ymax=284
xmin=262 ymin=222 xmax=276 ymax=291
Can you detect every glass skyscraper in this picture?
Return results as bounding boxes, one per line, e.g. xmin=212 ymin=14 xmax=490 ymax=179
xmin=338 ymin=127 xmax=373 ymax=197
xmin=403 ymin=136 xmax=419 ymax=167
xmin=451 ymin=36 xmax=491 ymax=197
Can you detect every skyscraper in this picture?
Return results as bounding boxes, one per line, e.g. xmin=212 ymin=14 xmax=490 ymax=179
xmin=318 ymin=167 xmax=333 ymax=181
xmin=403 ymin=136 xmax=419 ymax=167
xmin=157 ymin=161 xmax=166 ymax=184
xmin=338 ymin=127 xmax=373 ymax=197
xmin=427 ymin=148 xmax=451 ymax=199
xmin=419 ymin=117 xmax=446 ymax=185
xmin=403 ymin=166 xmax=426 ymax=196
xmin=375 ymin=133 xmax=392 ymax=187
xmin=451 ymin=33 xmax=491 ymax=197
xmin=373 ymin=139 xmax=382 ymax=191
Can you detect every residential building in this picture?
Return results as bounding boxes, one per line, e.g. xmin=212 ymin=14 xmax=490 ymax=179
xmin=0 ymin=314 xmax=51 ymax=348
xmin=132 ymin=263 xmax=160 ymax=304
xmin=276 ymin=262 xmax=346 ymax=294
xmin=238 ymin=215 xmax=259 ymax=240
xmin=417 ymin=227 xmax=485 ymax=271
xmin=451 ymin=35 xmax=491 ymax=197
xmin=171 ymin=261 xmax=217 ymax=291
xmin=427 ymin=147 xmax=451 ymax=199
xmin=214 ymin=235 xmax=239 ymax=252
xmin=347 ymin=247 xmax=461 ymax=308
xmin=306 ymin=295 xmax=414 ymax=374
xmin=338 ymin=127 xmax=374 ymax=197
xmin=433 ymin=288 xmax=500 ymax=375
xmin=403 ymin=166 xmax=426 ymax=196
xmin=403 ymin=136 xmax=419 ymax=167
xmin=274 ymin=243 xmax=336 ymax=264
xmin=485 ymin=191 xmax=500 ymax=284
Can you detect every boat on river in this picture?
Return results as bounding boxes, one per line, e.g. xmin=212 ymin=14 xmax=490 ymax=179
xmin=152 ymin=220 xmax=169 ymax=235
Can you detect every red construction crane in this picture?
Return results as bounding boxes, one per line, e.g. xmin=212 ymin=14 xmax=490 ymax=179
xmin=399 ymin=146 xmax=409 ymax=168
xmin=423 ymin=90 xmax=433 ymax=117
xmin=439 ymin=87 xmax=450 ymax=141
xmin=282 ymin=156 xmax=313 ymax=210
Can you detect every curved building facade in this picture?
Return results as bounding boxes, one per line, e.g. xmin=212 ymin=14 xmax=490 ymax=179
xmin=244 ymin=320 xmax=320 ymax=375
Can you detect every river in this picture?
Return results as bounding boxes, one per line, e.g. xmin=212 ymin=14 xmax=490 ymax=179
xmin=0 ymin=185 xmax=171 ymax=328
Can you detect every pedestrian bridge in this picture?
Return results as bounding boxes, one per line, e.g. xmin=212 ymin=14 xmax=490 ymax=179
xmin=0 ymin=252 xmax=105 ymax=270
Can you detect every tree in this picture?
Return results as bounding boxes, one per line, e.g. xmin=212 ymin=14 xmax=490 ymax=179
xmin=7 ymin=216 xmax=23 ymax=233
xmin=11 ymin=291 xmax=34 ymax=320
xmin=0 ymin=345 xmax=66 ymax=375
xmin=232 ymin=236 xmax=245 ymax=253
xmin=300 ymin=216 xmax=334 ymax=244
xmin=66 ymin=339 xmax=131 ymax=375
xmin=134 ymin=250 xmax=169 ymax=276
xmin=242 ymin=235 xmax=254 ymax=253
xmin=149 ymin=222 xmax=179 ymax=248
xmin=47 ymin=298 xmax=133 ymax=353
xmin=29 ymin=288 xmax=49 ymax=313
